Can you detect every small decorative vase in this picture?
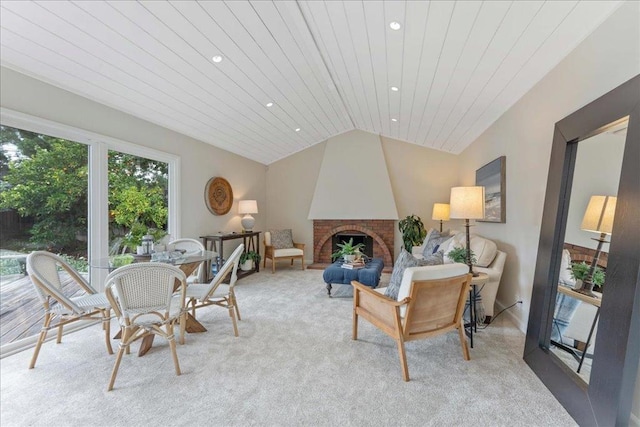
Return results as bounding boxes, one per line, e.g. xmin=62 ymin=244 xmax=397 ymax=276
xmin=343 ymin=254 xmax=356 ymax=263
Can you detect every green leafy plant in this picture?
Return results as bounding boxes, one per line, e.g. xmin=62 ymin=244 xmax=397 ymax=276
xmin=331 ymin=238 xmax=365 ymax=261
xmin=398 ymin=214 xmax=426 ymax=250
xmin=570 ymin=261 xmax=605 ymax=287
xmin=121 ymin=223 xmax=167 ymax=252
xmin=447 ymin=246 xmax=477 ymax=265
xmin=240 ymin=250 xmax=261 ymax=265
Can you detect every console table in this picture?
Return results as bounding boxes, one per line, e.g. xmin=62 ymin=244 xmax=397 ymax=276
xmin=200 ymin=231 xmax=261 ymax=282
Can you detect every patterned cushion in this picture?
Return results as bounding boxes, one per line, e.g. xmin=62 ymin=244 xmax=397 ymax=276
xmin=270 ymin=229 xmax=294 ymax=249
xmin=421 ymin=229 xmax=450 ymax=258
xmin=384 ymin=250 xmax=443 ymax=300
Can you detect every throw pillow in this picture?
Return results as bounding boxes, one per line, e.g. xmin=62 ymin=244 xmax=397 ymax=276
xmin=270 ymin=229 xmax=294 ymax=249
xmin=384 ymin=249 xmax=443 ymax=300
xmin=421 ymin=229 xmax=450 ymax=258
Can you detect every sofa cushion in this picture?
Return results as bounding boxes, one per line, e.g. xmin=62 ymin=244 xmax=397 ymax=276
xmin=269 ymin=229 xmax=294 ymax=249
xmin=470 ymin=236 xmax=498 ymax=267
xmin=441 ymin=233 xmax=497 ymax=267
xmin=385 ymin=249 xmax=443 ymax=300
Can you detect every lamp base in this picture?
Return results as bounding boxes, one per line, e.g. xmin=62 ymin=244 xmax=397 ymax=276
xmin=241 ymin=215 xmax=255 ymax=232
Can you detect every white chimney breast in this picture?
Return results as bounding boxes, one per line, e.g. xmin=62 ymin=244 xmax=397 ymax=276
xmin=308 ymin=131 xmax=399 ymax=220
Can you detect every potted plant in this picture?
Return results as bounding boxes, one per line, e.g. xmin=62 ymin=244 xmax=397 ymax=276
xmin=570 ymin=261 xmax=605 ymax=291
xmin=398 ymin=214 xmax=426 ymax=251
xmin=240 ymin=250 xmax=261 ymax=271
xmin=447 ymin=246 xmax=477 ymax=265
xmin=331 ymin=238 xmax=365 ymax=262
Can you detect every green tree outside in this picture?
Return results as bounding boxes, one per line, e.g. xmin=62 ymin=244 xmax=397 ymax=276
xmin=0 ymin=125 xmax=168 ymax=256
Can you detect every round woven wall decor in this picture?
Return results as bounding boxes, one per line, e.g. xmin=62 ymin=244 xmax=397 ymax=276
xmin=205 ymin=177 xmax=233 ymax=215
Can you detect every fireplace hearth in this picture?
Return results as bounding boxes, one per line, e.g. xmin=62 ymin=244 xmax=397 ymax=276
xmin=312 ymin=220 xmax=394 ymax=267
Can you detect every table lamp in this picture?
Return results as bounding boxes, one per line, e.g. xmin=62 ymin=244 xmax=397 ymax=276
xmin=238 ymin=200 xmax=258 ymax=232
xmin=450 ymin=186 xmax=485 ymax=275
xmin=432 ymin=203 xmax=450 ymax=232
xmin=576 ymin=195 xmax=616 ymax=296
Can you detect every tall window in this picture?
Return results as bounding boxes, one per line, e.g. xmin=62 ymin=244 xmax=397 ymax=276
xmin=108 ymin=151 xmax=168 ymax=255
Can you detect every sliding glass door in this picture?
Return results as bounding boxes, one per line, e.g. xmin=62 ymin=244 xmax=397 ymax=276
xmin=0 ymin=118 xmax=177 ymax=351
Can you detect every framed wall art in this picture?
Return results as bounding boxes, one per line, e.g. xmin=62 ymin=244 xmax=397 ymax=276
xmin=475 ymin=156 xmax=506 ymax=223
xmin=205 ymin=177 xmax=233 ymax=215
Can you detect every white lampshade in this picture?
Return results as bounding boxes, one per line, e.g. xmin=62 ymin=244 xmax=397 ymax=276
xmin=432 ymin=203 xmax=450 ymax=221
xmin=238 ymin=200 xmax=258 ymax=215
xmin=449 ymin=186 xmax=485 ymax=220
xmin=581 ymin=195 xmax=616 ymax=234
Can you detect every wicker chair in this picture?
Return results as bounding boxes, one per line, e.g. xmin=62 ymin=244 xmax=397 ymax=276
xmin=169 ymin=238 xmax=206 ymax=284
xmin=184 ymin=244 xmax=244 ymax=337
xmin=352 ymin=263 xmax=471 ymax=381
xmin=26 ymin=251 xmax=113 ymax=369
xmin=104 ymin=263 xmax=187 ymax=391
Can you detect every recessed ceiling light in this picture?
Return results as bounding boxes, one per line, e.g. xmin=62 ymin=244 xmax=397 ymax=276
xmin=212 ymin=55 xmax=223 ymax=63
xmin=391 ymin=86 xmax=399 ymax=92
xmin=266 ymin=102 xmax=274 ymax=107
xmin=389 ymin=22 xmax=401 ymax=30
xmin=295 ymin=128 xmax=301 ymax=132
xmin=391 ymin=118 xmax=398 ymax=122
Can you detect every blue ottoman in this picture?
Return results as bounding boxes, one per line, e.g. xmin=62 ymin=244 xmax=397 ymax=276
xmin=323 ymin=258 xmax=384 ymax=297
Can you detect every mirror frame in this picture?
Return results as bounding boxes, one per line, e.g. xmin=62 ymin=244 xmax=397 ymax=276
xmin=524 ymin=74 xmax=639 ymax=426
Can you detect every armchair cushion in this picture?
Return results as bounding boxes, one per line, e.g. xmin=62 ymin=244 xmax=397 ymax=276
xmin=273 ymin=248 xmax=304 ymax=257
xmin=384 ymin=249 xmax=443 ymax=300
xmin=269 ymin=229 xmax=294 ymax=249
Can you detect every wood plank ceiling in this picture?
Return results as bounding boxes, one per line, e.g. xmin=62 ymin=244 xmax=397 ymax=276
xmin=0 ymin=1 xmax=623 ymax=165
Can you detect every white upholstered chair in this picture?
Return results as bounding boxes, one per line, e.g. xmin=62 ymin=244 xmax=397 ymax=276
xmin=184 ymin=244 xmax=244 ymax=337
xmin=352 ymin=263 xmax=471 ymax=381
xmin=104 ymin=263 xmax=187 ymax=391
xmin=169 ymin=238 xmax=206 ymax=284
xmin=263 ymin=230 xmax=305 ymax=273
xmin=26 ymin=251 xmax=113 ymax=369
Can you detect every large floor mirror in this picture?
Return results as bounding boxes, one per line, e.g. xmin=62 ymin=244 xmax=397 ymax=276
xmin=524 ymin=75 xmax=639 ymax=426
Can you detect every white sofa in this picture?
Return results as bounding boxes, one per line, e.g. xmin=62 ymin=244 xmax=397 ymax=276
xmin=413 ymin=231 xmax=506 ymax=320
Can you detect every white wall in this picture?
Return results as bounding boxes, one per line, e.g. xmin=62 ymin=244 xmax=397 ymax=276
xmin=265 ymin=129 xmax=460 ymax=262
xmin=456 ymin=1 xmax=639 ymax=423
xmin=0 ymin=67 xmax=267 ymax=260
xmin=564 ymin=130 xmax=626 ymax=252
xmin=456 ymin=0 xmax=639 ymax=331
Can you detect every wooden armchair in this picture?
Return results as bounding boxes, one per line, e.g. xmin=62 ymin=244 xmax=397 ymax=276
xmin=263 ymin=230 xmax=305 ymax=273
xmin=352 ymin=263 xmax=471 ymax=381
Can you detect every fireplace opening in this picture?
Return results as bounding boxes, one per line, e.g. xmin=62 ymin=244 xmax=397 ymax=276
xmin=332 ymin=233 xmax=374 ymax=259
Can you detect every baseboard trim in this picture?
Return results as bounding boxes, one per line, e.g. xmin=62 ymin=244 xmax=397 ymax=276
xmin=494 ymin=299 xmax=528 ymax=333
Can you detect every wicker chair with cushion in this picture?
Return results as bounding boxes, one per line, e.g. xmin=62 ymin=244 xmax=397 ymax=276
xmin=352 ymin=263 xmax=471 ymax=381
xmin=26 ymin=251 xmax=114 ymax=369
xmin=263 ymin=229 xmax=305 ymax=273
xmin=104 ymin=263 xmax=187 ymax=391
xmin=169 ymin=238 xmax=206 ymax=284
xmin=184 ymin=244 xmax=244 ymax=337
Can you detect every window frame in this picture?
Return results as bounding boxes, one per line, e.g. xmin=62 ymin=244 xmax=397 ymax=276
xmin=0 ymin=107 xmax=180 ymax=355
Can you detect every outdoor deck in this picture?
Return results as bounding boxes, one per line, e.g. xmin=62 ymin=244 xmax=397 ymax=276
xmin=0 ymin=272 xmax=86 ymax=346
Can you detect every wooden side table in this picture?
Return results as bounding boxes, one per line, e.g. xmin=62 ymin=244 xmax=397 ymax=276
xmin=200 ymin=231 xmax=261 ymax=282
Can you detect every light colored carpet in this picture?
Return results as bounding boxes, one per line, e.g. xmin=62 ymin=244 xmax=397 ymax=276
xmin=0 ymin=269 xmax=576 ymax=427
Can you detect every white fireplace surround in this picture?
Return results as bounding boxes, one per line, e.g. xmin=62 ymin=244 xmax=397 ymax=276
xmin=307 ymin=131 xmax=399 ymax=220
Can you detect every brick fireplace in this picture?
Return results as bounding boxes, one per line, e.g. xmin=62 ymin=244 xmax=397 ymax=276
xmin=312 ymin=220 xmax=394 ymax=267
